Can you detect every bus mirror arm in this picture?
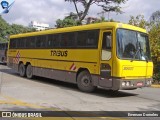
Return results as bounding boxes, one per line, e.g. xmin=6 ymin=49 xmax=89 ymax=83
xmin=145 ymin=56 xmax=149 ymax=63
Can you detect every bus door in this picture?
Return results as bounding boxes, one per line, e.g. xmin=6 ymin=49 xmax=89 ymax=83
xmin=99 ymin=30 xmax=113 ymax=88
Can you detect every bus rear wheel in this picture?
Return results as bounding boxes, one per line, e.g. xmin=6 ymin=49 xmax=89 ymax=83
xmin=26 ymin=64 xmax=33 ymax=79
xmin=19 ymin=63 xmax=26 ymax=77
xmin=77 ymin=71 xmax=96 ymax=92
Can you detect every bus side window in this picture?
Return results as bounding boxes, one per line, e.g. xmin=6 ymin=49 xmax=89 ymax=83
xmin=77 ymin=31 xmax=87 ymax=48
xmin=87 ymin=30 xmax=99 ymax=48
xmin=61 ymin=33 xmax=68 ymax=47
xmin=47 ymin=34 xmax=54 ymax=48
xmin=102 ymin=32 xmax=112 ymax=50
xmin=53 ymin=34 xmax=60 ymax=48
xmin=17 ymin=38 xmax=26 ymax=48
xmin=67 ymin=32 xmax=76 ymax=48
xmin=10 ymin=39 xmax=17 ymax=49
xmin=26 ymin=37 xmax=35 ymax=48
xmin=36 ymin=35 xmax=46 ymax=48
xmin=102 ymin=32 xmax=112 ymax=60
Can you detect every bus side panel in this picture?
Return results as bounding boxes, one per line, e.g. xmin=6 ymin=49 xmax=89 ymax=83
xmin=7 ymin=49 xmax=100 ymax=86
xmin=33 ymin=67 xmax=70 ymax=83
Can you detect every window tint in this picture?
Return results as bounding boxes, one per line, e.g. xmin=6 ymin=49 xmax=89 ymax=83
xmin=47 ymin=34 xmax=54 ymax=48
xmin=53 ymin=34 xmax=60 ymax=48
xmin=102 ymin=32 xmax=112 ymax=50
xmin=101 ymin=32 xmax=112 ymax=60
xmin=36 ymin=35 xmax=46 ymax=48
xmin=26 ymin=37 xmax=35 ymax=48
xmin=87 ymin=30 xmax=98 ymax=47
xmin=10 ymin=38 xmax=17 ymax=49
xmin=61 ymin=32 xmax=76 ymax=48
xmin=77 ymin=30 xmax=99 ymax=48
xmin=9 ymin=29 xmax=99 ymax=49
xmin=67 ymin=32 xmax=76 ymax=47
xmin=17 ymin=38 xmax=26 ymax=48
xmin=61 ymin=33 xmax=68 ymax=47
xmin=77 ymin=31 xmax=86 ymax=47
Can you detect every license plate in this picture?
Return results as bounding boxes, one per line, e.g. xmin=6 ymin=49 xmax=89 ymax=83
xmin=137 ymin=82 xmax=143 ymax=86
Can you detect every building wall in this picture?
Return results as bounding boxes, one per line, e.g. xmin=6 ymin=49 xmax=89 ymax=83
xmin=29 ymin=21 xmax=49 ymax=31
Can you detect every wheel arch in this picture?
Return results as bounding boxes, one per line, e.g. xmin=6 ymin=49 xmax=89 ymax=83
xmin=76 ymin=68 xmax=90 ymax=82
xmin=26 ymin=62 xmax=31 ymax=67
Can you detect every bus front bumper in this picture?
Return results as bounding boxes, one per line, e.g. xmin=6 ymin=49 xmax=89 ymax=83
xmin=112 ymin=78 xmax=153 ymax=90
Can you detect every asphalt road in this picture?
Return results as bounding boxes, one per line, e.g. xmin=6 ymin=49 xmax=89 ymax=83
xmin=0 ymin=64 xmax=160 ymax=119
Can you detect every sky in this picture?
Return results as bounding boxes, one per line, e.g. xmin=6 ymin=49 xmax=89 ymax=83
xmin=1 ymin=0 xmax=160 ymax=28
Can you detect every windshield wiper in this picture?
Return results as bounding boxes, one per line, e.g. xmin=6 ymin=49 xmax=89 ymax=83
xmin=131 ymin=42 xmax=148 ymax=62
xmin=131 ymin=47 xmax=140 ymax=62
xmin=131 ymin=42 xmax=141 ymax=62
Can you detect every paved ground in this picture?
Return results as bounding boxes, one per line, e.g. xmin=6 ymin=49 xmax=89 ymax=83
xmin=0 ymin=64 xmax=160 ymax=120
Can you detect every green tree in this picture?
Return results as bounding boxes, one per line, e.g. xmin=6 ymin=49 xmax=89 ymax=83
xmin=87 ymin=16 xmax=115 ymax=24
xmin=128 ymin=15 xmax=149 ymax=29
xmin=65 ymin=0 xmax=127 ymax=23
xmin=150 ymin=10 xmax=160 ymax=25
xmin=55 ymin=18 xmax=79 ymax=28
xmin=10 ymin=24 xmax=35 ymax=35
xmin=0 ymin=16 xmax=35 ymax=42
xmin=149 ymin=23 xmax=160 ymax=83
xmin=0 ymin=16 xmax=10 ymax=42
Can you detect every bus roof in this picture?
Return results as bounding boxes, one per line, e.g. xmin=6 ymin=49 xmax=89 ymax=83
xmin=10 ymin=22 xmax=147 ymax=38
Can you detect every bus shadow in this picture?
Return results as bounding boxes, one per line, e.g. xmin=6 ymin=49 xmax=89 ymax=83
xmin=31 ymin=76 xmax=138 ymax=98
xmin=0 ymin=68 xmax=18 ymax=75
xmin=0 ymin=63 xmax=7 ymax=66
xmin=0 ymin=67 xmax=138 ymax=98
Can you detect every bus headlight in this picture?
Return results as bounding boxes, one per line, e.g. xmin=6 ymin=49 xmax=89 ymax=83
xmin=146 ymin=80 xmax=152 ymax=85
xmin=122 ymin=81 xmax=131 ymax=87
xmin=147 ymin=81 xmax=150 ymax=85
xmin=150 ymin=80 xmax=152 ymax=84
xmin=122 ymin=82 xmax=126 ymax=86
xmin=126 ymin=81 xmax=130 ymax=86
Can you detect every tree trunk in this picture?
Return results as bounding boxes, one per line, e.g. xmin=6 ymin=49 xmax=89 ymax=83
xmin=79 ymin=0 xmax=92 ymax=22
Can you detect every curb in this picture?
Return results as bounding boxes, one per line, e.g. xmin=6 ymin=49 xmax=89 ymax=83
xmin=151 ymin=85 xmax=160 ymax=88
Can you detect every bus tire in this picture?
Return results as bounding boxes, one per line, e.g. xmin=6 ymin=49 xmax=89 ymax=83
xmin=77 ymin=71 xmax=95 ymax=92
xmin=19 ymin=63 xmax=26 ymax=77
xmin=26 ymin=64 xmax=33 ymax=79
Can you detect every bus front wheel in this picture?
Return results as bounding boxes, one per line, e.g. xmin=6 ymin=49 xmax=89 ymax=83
xmin=19 ymin=63 xmax=26 ymax=77
xmin=77 ymin=71 xmax=96 ymax=92
xmin=26 ymin=64 xmax=33 ymax=79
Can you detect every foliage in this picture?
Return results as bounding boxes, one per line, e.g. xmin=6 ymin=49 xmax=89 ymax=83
xmin=56 ymin=0 xmax=126 ymax=27
xmin=55 ymin=18 xmax=80 ymax=28
xmin=89 ymin=16 xmax=115 ymax=24
xmin=128 ymin=15 xmax=149 ymax=29
xmin=91 ymin=16 xmax=107 ymax=23
xmin=55 ymin=15 xmax=115 ymax=28
xmin=9 ymin=24 xmax=35 ymax=35
xmin=65 ymin=0 xmax=127 ymax=23
xmin=0 ymin=16 xmax=10 ymax=42
xmin=0 ymin=16 xmax=35 ymax=42
xmin=150 ymin=10 xmax=160 ymax=25
xmin=149 ymin=24 xmax=160 ymax=83
xmin=55 ymin=11 xmax=82 ymax=28
xmin=149 ymin=24 xmax=160 ymax=58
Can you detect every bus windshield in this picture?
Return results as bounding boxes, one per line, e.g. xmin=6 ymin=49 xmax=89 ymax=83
xmin=117 ymin=29 xmax=151 ymax=61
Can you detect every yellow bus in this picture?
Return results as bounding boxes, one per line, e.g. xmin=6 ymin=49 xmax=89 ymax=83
xmin=7 ymin=22 xmax=153 ymax=92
